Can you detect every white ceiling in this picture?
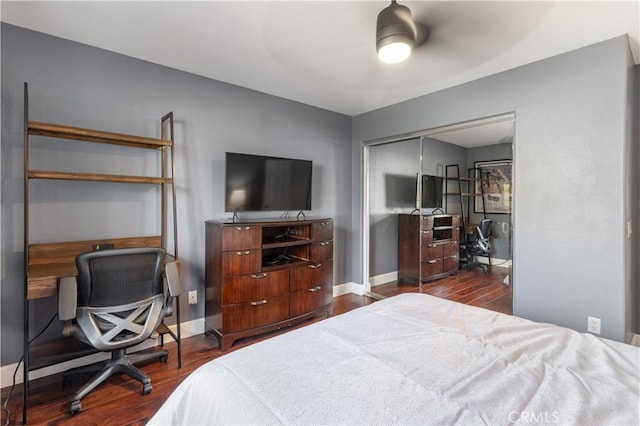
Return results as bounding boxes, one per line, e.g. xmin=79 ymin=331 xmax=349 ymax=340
xmin=1 ymin=1 xmax=639 ymax=117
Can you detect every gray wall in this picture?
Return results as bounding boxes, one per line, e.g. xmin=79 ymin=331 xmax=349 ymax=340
xmin=353 ymin=36 xmax=636 ymax=342
xmin=0 ymin=24 xmax=352 ymax=364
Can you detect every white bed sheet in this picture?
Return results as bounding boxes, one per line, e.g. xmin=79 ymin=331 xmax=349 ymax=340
xmin=149 ymin=293 xmax=640 ymax=425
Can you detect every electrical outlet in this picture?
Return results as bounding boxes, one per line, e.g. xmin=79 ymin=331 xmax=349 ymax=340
xmin=188 ymin=290 xmax=197 ymax=305
xmin=587 ymin=316 xmax=601 ymax=335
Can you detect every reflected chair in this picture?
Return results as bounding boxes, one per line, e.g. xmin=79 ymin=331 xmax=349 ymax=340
xmin=58 ymin=247 xmax=180 ymax=414
xmin=460 ymin=218 xmax=493 ymax=272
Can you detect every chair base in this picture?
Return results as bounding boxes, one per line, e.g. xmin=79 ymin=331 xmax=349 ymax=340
xmin=64 ymin=347 xmax=168 ymax=414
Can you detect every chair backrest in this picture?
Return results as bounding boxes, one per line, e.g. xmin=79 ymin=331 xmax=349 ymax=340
xmin=478 ymin=219 xmax=493 ymax=240
xmin=76 ymin=247 xmax=165 ymax=307
xmin=474 ymin=219 xmax=493 ymax=253
xmin=73 ymin=247 xmax=166 ymax=351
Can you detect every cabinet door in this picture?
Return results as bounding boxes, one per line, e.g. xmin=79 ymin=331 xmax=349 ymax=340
xmin=222 ymin=250 xmax=261 ymax=276
xmin=222 ymin=295 xmax=289 ymax=333
xmin=222 ymin=269 xmax=289 ymax=304
xmin=290 ymin=260 xmax=333 ymax=292
xmin=222 ymin=226 xmax=261 ymax=250
xmin=311 ymin=220 xmax=333 ymax=242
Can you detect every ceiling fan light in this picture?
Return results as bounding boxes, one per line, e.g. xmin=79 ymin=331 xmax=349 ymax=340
xmin=376 ymin=0 xmax=416 ymax=64
xmin=378 ymin=40 xmax=412 ymax=64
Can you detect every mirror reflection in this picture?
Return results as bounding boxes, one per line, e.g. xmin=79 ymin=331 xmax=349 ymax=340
xmin=367 ymin=116 xmax=513 ymax=314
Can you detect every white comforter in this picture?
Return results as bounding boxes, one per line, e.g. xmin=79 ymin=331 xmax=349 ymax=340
xmin=149 ymin=293 xmax=640 ymax=425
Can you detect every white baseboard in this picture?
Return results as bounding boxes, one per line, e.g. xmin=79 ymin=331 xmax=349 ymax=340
xmin=1 ymin=318 xmax=203 ymax=389
xmin=369 ymin=271 xmax=398 ymax=287
xmin=333 ymin=282 xmax=366 ymax=296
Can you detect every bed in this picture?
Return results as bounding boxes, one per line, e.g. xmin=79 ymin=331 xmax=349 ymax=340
xmin=149 ymin=293 xmax=640 ymax=425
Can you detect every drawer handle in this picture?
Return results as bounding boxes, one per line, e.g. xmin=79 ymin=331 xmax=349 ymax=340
xmin=451 ymin=255 xmax=458 ymax=259
xmin=319 ymin=241 xmax=330 ymax=246
xmin=427 ymin=243 xmax=437 ymax=248
xmin=308 ymin=263 xmax=322 ymax=269
xmin=250 ymin=299 xmax=268 ymax=306
xmin=235 ymin=251 xmax=251 ymax=256
xmin=451 ymin=241 xmax=457 ymax=244
xmin=235 ymin=226 xmax=251 ymax=231
xmin=427 ymin=260 xmax=438 ymax=264
xmin=421 ymin=230 xmax=431 ymax=234
xmin=250 ymin=273 xmax=268 ymax=279
xmin=320 ymin=222 xmax=329 ymax=226
xmin=309 ymin=286 xmax=322 ymax=292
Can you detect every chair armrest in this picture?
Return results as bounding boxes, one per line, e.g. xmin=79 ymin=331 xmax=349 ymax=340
xmin=165 ymin=261 xmax=183 ymax=298
xmin=58 ymin=276 xmax=77 ymax=321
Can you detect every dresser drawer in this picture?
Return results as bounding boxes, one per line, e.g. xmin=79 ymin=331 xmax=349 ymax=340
xmin=222 ymin=250 xmax=261 ymax=276
xmin=311 ymin=240 xmax=333 ymax=260
xmin=443 ymin=254 xmax=459 ymax=273
xmin=222 ymin=294 xmax=289 ymax=333
xmin=222 ymin=225 xmax=261 ymax=251
xmin=421 ymin=257 xmax=443 ymax=277
xmin=222 ymin=269 xmax=289 ymax=304
xmin=290 ymin=284 xmax=332 ymax=317
xmin=421 ymin=242 xmax=443 ymax=260
xmin=290 ymin=260 xmax=333 ymax=292
xmin=443 ymin=240 xmax=459 ymax=257
xmin=420 ymin=229 xmax=433 ymax=244
xmin=311 ymin=220 xmax=333 ymax=242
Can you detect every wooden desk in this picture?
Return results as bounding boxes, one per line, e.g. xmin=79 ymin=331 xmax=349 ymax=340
xmin=27 ymin=236 xmax=172 ymax=299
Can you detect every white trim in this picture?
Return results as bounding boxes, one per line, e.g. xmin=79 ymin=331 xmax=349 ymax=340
xmin=332 ymin=282 xmax=366 ymax=297
xmin=631 ymin=334 xmax=640 ymax=347
xmin=369 ymin=271 xmax=398 ymax=287
xmin=1 ymin=318 xmax=203 ymax=388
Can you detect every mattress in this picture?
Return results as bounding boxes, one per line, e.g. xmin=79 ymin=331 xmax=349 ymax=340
xmin=149 ymin=293 xmax=640 ymax=425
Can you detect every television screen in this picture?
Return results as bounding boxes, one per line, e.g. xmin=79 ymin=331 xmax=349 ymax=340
xmin=225 ymin=152 xmax=312 ymax=212
xmin=420 ymin=174 xmax=443 ymax=208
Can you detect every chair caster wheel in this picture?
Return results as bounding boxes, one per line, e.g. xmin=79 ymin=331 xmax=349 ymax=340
xmin=142 ymin=383 xmax=153 ymax=395
xmin=70 ymin=400 xmax=81 ymax=415
xmin=159 ymin=354 xmax=168 ymax=363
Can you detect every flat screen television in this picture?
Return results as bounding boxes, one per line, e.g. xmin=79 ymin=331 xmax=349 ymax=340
xmin=419 ymin=174 xmax=443 ymax=209
xmin=225 ymin=152 xmax=312 ymax=212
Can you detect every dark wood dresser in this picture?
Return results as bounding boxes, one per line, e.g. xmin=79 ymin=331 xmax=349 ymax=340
xmin=397 ymin=213 xmax=460 ymax=283
xmin=205 ymin=217 xmax=333 ymax=350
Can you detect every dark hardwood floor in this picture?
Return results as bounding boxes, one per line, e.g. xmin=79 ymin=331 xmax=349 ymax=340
xmin=1 ymin=268 xmax=511 ymax=425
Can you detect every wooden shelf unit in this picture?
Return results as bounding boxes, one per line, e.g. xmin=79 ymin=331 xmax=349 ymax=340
xmin=205 ymin=218 xmax=334 ymax=350
xmin=21 ymin=83 xmax=179 ymax=423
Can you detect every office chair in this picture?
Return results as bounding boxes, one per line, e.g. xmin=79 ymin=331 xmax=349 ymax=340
xmin=461 ymin=218 xmax=493 ymax=272
xmin=58 ymin=247 xmax=180 ymax=415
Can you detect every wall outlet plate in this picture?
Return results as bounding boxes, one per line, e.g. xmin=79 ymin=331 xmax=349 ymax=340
xmin=188 ymin=290 xmax=197 ymax=305
xmin=587 ymin=316 xmax=601 ymax=335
